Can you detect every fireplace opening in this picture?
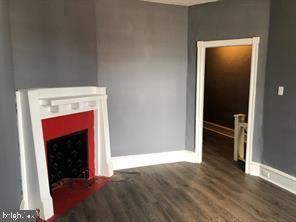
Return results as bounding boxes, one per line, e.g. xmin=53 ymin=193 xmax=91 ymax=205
xmin=46 ymin=129 xmax=89 ymax=192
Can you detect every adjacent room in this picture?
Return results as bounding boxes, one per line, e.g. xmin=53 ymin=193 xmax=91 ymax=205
xmin=1 ymin=0 xmax=296 ymax=221
xmin=203 ymin=45 xmax=252 ymax=171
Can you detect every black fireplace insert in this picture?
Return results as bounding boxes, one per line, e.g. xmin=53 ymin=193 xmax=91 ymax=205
xmin=46 ymin=129 xmax=89 ymax=191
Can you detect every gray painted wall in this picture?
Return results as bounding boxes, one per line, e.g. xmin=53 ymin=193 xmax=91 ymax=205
xmin=0 ymin=0 xmax=21 ymax=209
xmin=10 ymin=0 xmax=98 ymax=89
xmin=263 ymin=0 xmax=296 ymax=176
xmin=186 ymin=0 xmax=270 ymax=162
xmin=0 ymin=0 xmax=98 ymax=209
xmin=96 ymin=0 xmax=188 ymax=156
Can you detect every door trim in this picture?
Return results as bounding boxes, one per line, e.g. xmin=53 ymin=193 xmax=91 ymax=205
xmin=194 ymin=37 xmax=260 ymax=174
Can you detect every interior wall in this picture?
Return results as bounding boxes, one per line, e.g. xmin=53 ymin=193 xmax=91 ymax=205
xmin=263 ymin=0 xmax=296 ymax=176
xmin=4 ymin=0 xmax=296 ymax=211
xmin=186 ymin=0 xmax=270 ymax=163
xmin=204 ymin=46 xmax=252 ymax=129
xmin=9 ymin=0 xmax=98 ymax=89
xmin=96 ymin=0 xmax=188 ymax=156
xmin=0 ymin=0 xmax=98 ymax=209
xmin=0 ymin=0 xmax=21 ymax=209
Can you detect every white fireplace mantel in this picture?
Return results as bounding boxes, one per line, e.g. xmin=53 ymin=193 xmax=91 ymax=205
xmin=16 ymin=87 xmax=113 ymax=220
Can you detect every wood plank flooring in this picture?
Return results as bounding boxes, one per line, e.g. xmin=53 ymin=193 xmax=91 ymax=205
xmin=57 ymin=131 xmax=296 ymax=222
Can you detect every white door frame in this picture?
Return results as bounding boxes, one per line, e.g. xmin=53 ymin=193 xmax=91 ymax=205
xmin=195 ymin=37 xmax=260 ymax=174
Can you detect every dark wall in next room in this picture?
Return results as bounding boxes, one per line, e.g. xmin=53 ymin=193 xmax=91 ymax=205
xmin=204 ymin=46 xmax=252 ymax=129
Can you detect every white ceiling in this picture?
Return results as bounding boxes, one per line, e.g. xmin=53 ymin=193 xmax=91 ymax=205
xmin=141 ymin=0 xmax=220 ymax=6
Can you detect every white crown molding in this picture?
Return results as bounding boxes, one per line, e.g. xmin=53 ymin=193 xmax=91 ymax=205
xmin=140 ymin=0 xmax=220 ymax=6
xmin=112 ymin=150 xmax=199 ymax=170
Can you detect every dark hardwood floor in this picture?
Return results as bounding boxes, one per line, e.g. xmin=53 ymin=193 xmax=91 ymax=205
xmin=57 ymin=130 xmax=296 ymax=222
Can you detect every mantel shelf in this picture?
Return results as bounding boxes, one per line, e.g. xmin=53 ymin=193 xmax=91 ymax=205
xmin=39 ymin=94 xmax=104 ymax=106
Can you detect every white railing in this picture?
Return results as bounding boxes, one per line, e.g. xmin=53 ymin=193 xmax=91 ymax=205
xmin=234 ymin=114 xmax=247 ymax=162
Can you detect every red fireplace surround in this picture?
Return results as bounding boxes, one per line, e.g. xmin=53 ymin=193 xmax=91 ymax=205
xmin=42 ymin=111 xmax=96 ymax=179
xmin=42 ymin=111 xmax=110 ymax=220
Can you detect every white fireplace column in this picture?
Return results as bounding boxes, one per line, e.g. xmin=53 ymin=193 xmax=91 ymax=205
xmin=16 ymin=87 xmax=113 ymax=220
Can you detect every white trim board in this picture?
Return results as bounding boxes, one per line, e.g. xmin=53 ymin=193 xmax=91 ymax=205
xmin=112 ymin=150 xmax=199 ymax=170
xmin=250 ymin=162 xmax=296 ymax=195
xmin=195 ymin=37 xmax=260 ymax=174
xmin=203 ymin=121 xmax=234 ymax=138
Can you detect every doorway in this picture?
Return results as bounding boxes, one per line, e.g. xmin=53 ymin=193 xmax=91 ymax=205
xmin=194 ymin=38 xmax=260 ymax=174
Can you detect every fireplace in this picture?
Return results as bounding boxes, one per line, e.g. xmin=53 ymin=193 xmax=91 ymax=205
xmin=46 ymin=129 xmax=89 ymax=191
xmin=16 ymin=87 xmax=113 ymax=220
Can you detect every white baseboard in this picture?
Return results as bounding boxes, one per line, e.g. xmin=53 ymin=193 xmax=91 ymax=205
xmin=249 ymin=161 xmax=261 ymax=176
xmin=112 ymin=150 xmax=199 ymax=170
xmin=250 ymin=161 xmax=296 ymax=195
